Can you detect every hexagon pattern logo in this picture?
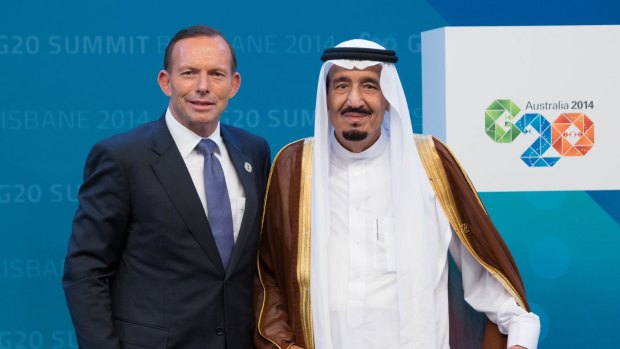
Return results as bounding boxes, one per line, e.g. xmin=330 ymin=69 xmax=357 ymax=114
xmin=485 ymin=101 xmax=595 ymax=167
xmin=515 ymin=113 xmax=561 ymax=167
xmin=485 ymin=99 xmax=521 ymax=143
xmin=552 ymin=113 xmax=595 ymax=156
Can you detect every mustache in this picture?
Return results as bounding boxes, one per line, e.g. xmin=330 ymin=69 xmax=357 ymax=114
xmin=340 ymin=107 xmax=372 ymax=115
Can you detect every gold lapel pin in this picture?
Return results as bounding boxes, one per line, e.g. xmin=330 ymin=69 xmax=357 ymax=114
xmin=244 ymin=162 xmax=252 ymax=173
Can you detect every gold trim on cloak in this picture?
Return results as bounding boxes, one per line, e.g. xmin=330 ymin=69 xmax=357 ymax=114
xmin=257 ymin=139 xmax=304 ymax=349
xmin=413 ymin=134 xmax=526 ymax=309
xmin=297 ymin=138 xmax=314 ymax=349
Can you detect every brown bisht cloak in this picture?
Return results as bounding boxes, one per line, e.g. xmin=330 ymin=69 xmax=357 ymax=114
xmin=255 ymin=136 xmax=530 ymax=349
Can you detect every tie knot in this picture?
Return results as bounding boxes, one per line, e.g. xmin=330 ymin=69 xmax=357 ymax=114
xmin=196 ymin=139 xmax=218 ymax=156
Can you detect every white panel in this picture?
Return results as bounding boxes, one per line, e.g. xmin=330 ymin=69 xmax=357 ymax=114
xmin=422 ymin=25 xmax=620 ymax=192
xmin=421 ymin=27 xmax=446 ymax=140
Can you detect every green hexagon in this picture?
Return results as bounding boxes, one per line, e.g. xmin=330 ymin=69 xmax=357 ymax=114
xmin=485 ymin=99 xmax=522 ymax=143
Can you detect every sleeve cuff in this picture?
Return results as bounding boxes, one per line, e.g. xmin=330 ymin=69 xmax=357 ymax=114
xmin=506 ymin=311 xmax=541 ymax=349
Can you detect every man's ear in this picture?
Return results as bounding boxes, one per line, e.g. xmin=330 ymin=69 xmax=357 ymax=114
xmin=157 ymin=70 xmax=172 ymax=97
xmin=228 ymin=72 xmax=241 ymax=98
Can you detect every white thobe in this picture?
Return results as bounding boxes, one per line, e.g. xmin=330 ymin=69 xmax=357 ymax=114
xmin=327 ymin=131 xmax=539 ymax=349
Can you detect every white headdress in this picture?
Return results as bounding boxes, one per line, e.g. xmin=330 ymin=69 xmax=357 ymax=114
xmin=310 ymin=39 xmax=450 ymax=348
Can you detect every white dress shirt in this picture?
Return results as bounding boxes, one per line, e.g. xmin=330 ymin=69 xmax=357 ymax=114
xmin=327 ymin=130 xmax=539 ymax=349
xmin=165 ymin=109 xmax=246 ymax=242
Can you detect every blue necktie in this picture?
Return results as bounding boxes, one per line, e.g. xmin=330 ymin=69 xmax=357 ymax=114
xmin=196 ymin=139 xmax=234 ymax=269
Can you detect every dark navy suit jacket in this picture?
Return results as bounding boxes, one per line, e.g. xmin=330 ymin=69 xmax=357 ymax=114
xmin=63 ymin=116 xmax=270 ymax=349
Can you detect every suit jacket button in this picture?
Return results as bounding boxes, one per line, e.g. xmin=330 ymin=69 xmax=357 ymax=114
xmin=216 ymin=327 xmax=225 ymax=336
xmin=225 ymin=280 xmax=231 ymax=286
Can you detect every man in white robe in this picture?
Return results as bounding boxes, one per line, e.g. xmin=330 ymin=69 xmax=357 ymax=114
xmin=255 ymin=39 xmax=540 ymax=349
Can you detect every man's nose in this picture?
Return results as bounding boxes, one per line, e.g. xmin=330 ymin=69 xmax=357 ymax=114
xmin=345 ymin=88 xmax=364 ymax=108
xmin=196 ymin=73 xmax=209 ymax=93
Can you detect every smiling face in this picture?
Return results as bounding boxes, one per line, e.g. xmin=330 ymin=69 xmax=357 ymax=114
xmin=326 ymin=64 xmax=389 ymax=153
xmin=157 ymin=35 xmax=240 ymax=137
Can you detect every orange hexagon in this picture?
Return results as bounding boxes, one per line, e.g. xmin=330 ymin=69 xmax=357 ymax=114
xmin=551 ymin=113 xmax=594 ymax=156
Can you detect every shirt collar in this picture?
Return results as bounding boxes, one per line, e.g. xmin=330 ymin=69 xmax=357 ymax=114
xmin=330 ymin=127 xmax=388 ymax=161
xmin=165 ymin=108 xmax=223 ymax=158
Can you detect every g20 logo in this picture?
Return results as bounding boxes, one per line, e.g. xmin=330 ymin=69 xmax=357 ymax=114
xmin=484 ymin=99 xmax=595 ymax=167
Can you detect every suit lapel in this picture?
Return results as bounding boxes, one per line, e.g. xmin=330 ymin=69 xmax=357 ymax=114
xmin=150 ymin=117 xmax=225 ymax=273
xmin=221 ymin=126 xmax=258 ymax=276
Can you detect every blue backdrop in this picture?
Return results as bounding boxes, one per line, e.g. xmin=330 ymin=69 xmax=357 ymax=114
xmin=1 ymin=0 xmax=619 ymax=347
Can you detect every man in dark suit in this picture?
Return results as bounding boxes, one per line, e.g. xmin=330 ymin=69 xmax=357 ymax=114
xmin=62 ymin=25 xmax=271 ymax=349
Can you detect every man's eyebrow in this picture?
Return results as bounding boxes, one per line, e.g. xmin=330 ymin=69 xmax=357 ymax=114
xmin=331 ymin=76 xmax=351 ymax=84
xmin=175 ymin=65 xmax=196 ymax=71
xmin=360 ymin=77 xmax=379 ymax=85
